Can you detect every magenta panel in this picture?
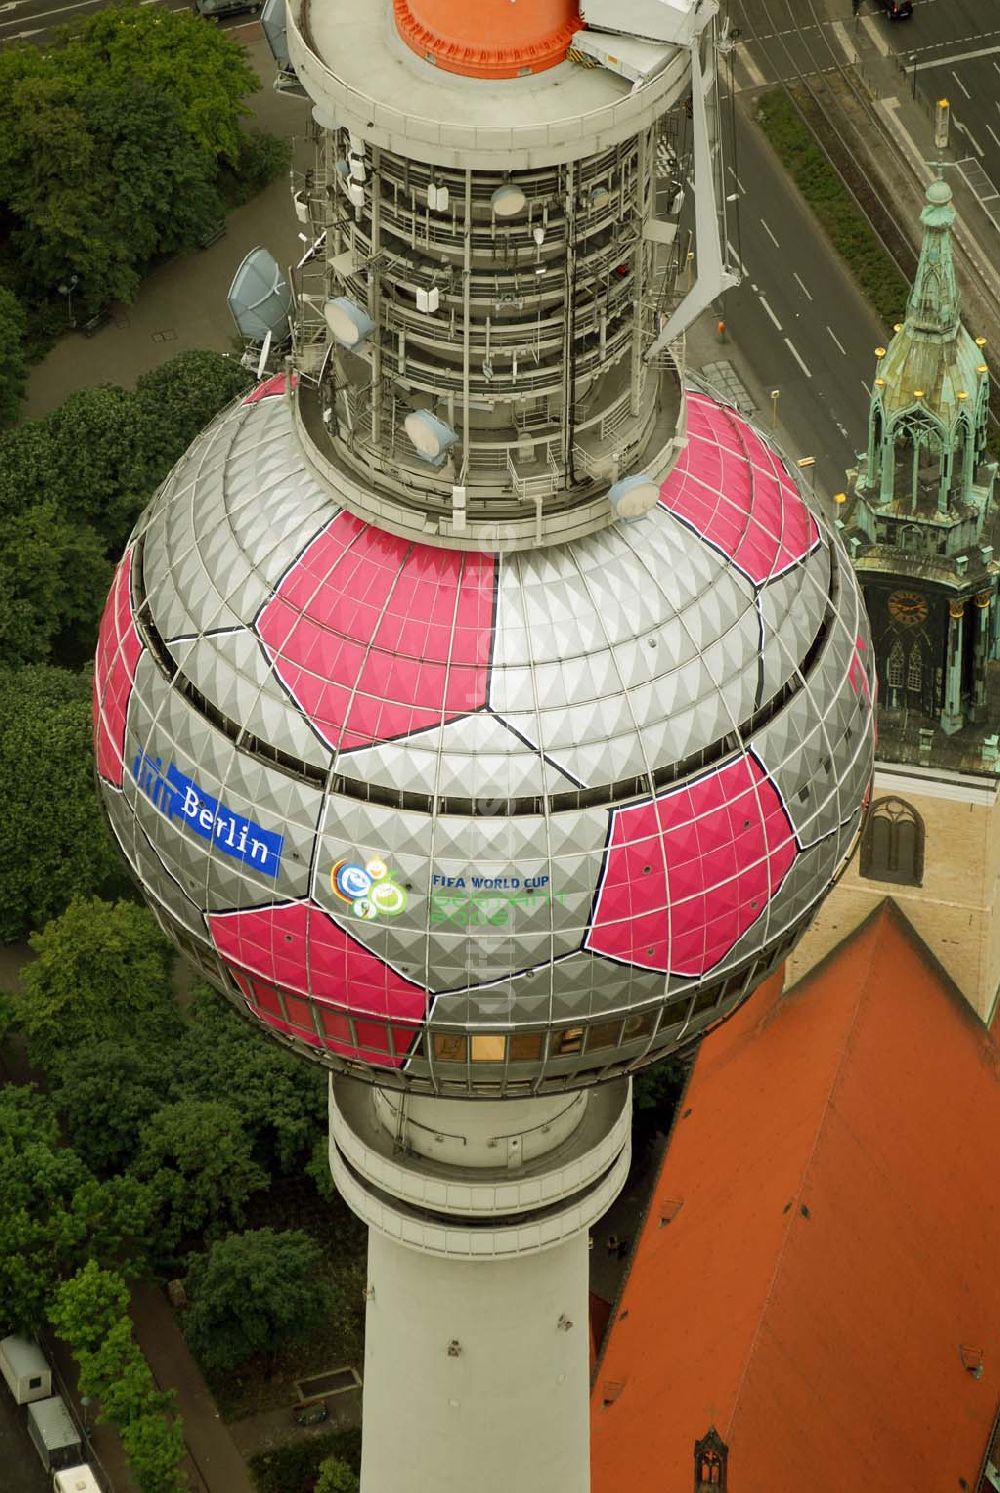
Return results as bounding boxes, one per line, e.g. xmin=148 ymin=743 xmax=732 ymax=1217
xmin=208 ymin=899 xmax=429 ymax=1067
xmin=586 ymin=754 xmax=797 ymax=977
xmin=92 ymin=548 xmax=144 ymax=787
xmin=242 ymin=371 xmax=298 ymax=405
xmin=257 ymin=512 xmax=496 ymax=750
xmin=659 ymin=393 xmax=819 ymax=585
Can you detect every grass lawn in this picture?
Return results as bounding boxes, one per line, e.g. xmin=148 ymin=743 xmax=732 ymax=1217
xmin=249 ymin=1426 xmax=362 ymax=1493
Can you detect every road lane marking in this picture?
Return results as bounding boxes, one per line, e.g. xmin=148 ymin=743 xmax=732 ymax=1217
xmin=759 ymin=296 xmax=783 ymax=331
xmin=951 ymin=70 xmax=971 ymax=99
xmin=827 ymin=326 xmax=847 ymax=356
xmin=915 ymin=43 xmax=1000 ymax=70
xmin=784 ymin=338 xmax=812 ymax=378
xmin=793 ymin=272 xmax=813 ymax=301
xmin=737 ymin=43 xmax=768 ymax=88
xmin=760 ymin=218 xmax=780 ymax=248
xmin=0 ymin=0 xmax=102 ymax=24
xmin=830 ymin=19 xmax=857 ymax=64
xmin=860 ymin=15 xmax=890 ymax=58
xmin=989 ymin=125 xmax=1000 ymax=151
xmin=726 ymin=240 xmax=747 ymax=277
xmin=955 ymin=120 xmax=985 ymax=157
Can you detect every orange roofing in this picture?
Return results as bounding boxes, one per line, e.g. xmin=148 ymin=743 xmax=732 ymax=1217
xmin=394 ymin=0 xmax=581 ymax=79
xmin=592 ymin=904 xmax=1000 ymax=1493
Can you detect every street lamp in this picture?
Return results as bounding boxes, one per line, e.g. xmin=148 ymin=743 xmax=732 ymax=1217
xmin=80 ymin=1394 xmax=91 ymax=1440
xmin=770 ymin=388 xmax=780 ymax=430
xmin=57 ymin=274 xmax=79 ymax=329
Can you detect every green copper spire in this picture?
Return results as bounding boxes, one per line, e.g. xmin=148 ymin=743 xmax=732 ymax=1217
xmin=905 ymin=175 xmax=960 ymax=337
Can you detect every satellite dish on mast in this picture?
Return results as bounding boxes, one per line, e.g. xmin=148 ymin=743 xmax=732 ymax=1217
xmin=260 ymin=0 xmax=290 ymax=68
xmin=227 ymin=248 xmax=293 ymax=344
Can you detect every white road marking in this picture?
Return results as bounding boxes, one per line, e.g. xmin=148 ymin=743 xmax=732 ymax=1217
xmin=988 ymin=125 xmax=1000 ymax=150
xmin=830 ymin=19 xmax=858 ymax=64
xmin=760 ymin=217 xmax=780 ymax=248
xmin=793 ymin=272 xmax=813 ymax=301
xmin=759 ymin=296 xmax=783 ymax=331
xmin=727 ymin=167 xmax=745 ymax=193
xmin=725 ymin=240 xmax=747 ymax=277
xmin=915 ymin=43 xmax=1000 ymax=70
xmin=861 ymin=381 xmax=871 ymax=397
xmin=5 ymin=22 xmax=41 ymax=32
xmin=784 ymin=338 xmax=812 ymax=377
xmin=954 ymin=119 xmax=985 ymax=157
xmin=951 ymin=69 xmax=971 ymax=99
xmin=737 ymin=43 xmax=768 ymax=89
xmin=827 ymin=325 xmax=847 ymax=355
xmin=860 ymin=14 xmax=890 ymax=58
xmin=0 ymin=0 xmax=98 ymax=25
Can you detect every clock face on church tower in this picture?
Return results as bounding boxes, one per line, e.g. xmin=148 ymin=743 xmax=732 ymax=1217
xmin=888 ymin=589 xmax=929 ymax=627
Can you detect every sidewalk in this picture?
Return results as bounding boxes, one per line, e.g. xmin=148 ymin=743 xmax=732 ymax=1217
xmin=129 ymin=1281 xmax=255 ymax=1493
xmin=24 ymin=30 xmax=311 ymax=420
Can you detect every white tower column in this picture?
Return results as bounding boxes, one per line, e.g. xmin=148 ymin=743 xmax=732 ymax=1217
xmin=328 ymin=1077 xmax=631 ymax=1493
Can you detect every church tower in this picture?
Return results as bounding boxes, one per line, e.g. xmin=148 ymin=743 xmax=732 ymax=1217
xmin=787 ymin=176 xmax=1000 ymax=1027
xmin=849 ymin=175 xmax=997 ymax=737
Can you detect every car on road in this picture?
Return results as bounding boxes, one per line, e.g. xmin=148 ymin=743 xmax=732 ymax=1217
xmin=874 ymin=0 xmax=913 ymax=18
xmin=194 ymin=0 xmax=261 ymax=19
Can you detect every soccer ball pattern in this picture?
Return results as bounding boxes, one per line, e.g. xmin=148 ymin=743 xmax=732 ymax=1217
xmin=93 ymin=378 xmax=875 ymax=1093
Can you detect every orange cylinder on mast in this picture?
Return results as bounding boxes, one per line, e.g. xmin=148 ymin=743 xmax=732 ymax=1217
xmin=393 ymin=0 xmax=582 ymax=78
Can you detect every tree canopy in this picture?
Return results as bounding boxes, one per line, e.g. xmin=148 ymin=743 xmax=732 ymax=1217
xmin=0 ymin=4 xmax=258 ymax=324
xmin=0 ymin=351 xmax=252 ymax=672
xmin=134 ymin=1099 xmax=268 ymax=1257
xmin=315 ymin=1457 xmax=361 ymax=1493
xmin=0 ymin=669 xmax=129 ymax=941
xmin=0 ymin=286 xmax=27 ymax=427
xmin=184 ymin=1229 xmax=332 ymax=1373
xmin=51 ymin=1263 xmax=186 ymax=1493
xmin=0 ymin=1087 xmax=148 ymax=1331
xmin=16 ymin=897 xmax=177 ymax=1068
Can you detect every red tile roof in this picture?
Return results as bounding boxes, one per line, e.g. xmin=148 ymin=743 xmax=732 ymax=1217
xmin=592 ymin=904 xmax=1000 ymax=1493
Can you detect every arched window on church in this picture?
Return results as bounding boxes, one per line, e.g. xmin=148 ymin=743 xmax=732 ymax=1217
xmin=694 ymin=1427 xmax=728 ymax=1490
xmin=860 ymin=797 xmax=924 ymax=887
xmin=907 ymin=643 xmax=923 ymax=692
xmin=886 ymin=639 xmax=905 ymax=690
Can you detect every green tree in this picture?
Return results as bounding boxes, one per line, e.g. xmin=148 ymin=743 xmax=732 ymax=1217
xmin=48 ymin=1258 xmax=130 ymax=1358
xmin=0 ymin=505 xmax=110 ymax=667
xmin=176 ymin=987 xmax=325 ymax=1175
xmin=133 ymin=352 xmax=253 ymax=476
xmin=134 ymin=1100 xmax=268 ymax=1256
xmin=16 ymin=898 xmax=177 ymax=1068
xmin=120 ymin=1412 xmax=186 ymax=1493
xmin=0 ymin=286 xmax=27 ymax=426
xmin=51 ymin=1038 xmax=171 ymax=1175
xmin=184 ymin=1228 xmax=332 ymax=1373
xmin=315 ymin=1456 xmax=360 ymax=1493
xmin=58 ymin=3 xmax=258 ymax=165
xmin=36 ymin=385 xmax=158 ymax=550
xmin=0 ymin=668 xmax=130 ymax=942
xmin=0 ymin=1089 xmax=146 ymax=1330
xmin=51 ymin=1264 xmax=185 ymax=1493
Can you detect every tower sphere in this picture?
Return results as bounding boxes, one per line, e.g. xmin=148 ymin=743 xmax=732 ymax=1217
xmin=93 ymin=381 xmax=874 ymax=1095
xmin=92 ymin=0 xmax=875 ymax=1098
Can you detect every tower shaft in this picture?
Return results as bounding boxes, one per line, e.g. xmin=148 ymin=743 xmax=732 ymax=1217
xmin=328 ymin=1078 xmax=631 ymax=1491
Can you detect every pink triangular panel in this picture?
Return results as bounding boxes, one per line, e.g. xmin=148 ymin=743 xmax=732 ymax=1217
xmin=586 ymin=753 xmax=797 ymax=976
xmin=659 ymin=393 xmax=819 ymax=584
xmin=208 ymin=900 xmax=428 ymax=1067
xmin=257 ymin=513 xmax=496 ymax=750
xmin=92 ymin=548 xmax=144 ymax=787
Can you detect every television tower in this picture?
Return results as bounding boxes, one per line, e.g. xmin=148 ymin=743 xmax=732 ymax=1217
xmin=92 ymin=3 xmax=876 ymax=1489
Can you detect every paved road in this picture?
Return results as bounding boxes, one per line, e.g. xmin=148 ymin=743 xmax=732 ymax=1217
xmin=0 ymin=0 xmax=252 ymax=45
xmin=719 ymin=107 xmax=884 ymax=498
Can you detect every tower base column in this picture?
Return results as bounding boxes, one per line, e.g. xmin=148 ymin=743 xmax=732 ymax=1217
xmin=327 ymin=1077 xmax=631 ymax=1493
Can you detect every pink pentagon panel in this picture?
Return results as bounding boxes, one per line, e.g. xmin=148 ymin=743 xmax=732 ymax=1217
xmin=658 ymin=392 xmax=820 ymax=585
xmin=257 ymin=512 xmax=496 ymax=751
xmin=92 ymin=548 xmax=144 ymax=787
xmin=585 ymin=753 xmax=797 ymax=977
xmin=241 ymin=371 xmax=298 ymax=404
xmin=207 ymin=900 xmax=428 ymax=1068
